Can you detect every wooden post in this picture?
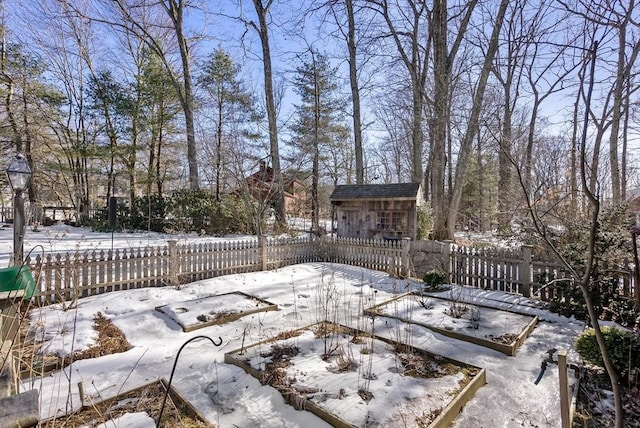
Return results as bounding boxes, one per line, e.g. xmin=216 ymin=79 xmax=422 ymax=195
xmin=520 ymin=245 xmax=533 ymax=297
xmin=558 ymin=349 xmax=570 ymax=428
xmin=443 ymin=241 xmax=453 ymax=284
xmin=259 ymin=236 xmax=268 ymax=271
xmin=167 ymin=240 xmax=179 ymax=287
xmin=401 ymin=238 xmax=411 ymax=278
xmin=0 ymin=294 xmax=20 ymax=343
xmin=78 ymin=382 xmax=85 ymax=407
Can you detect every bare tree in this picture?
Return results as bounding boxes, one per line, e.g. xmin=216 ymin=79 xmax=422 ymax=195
xmin=199 ymin=47 xmax=256 ymax=200
xmin=429 ymin=0 xmax=510 ymax=240
xmin=72 ymin=0 xmax=202 ymax=190
xmin=366 ymin=0 xmax=431 ymax=184
xmin=520 ymin=4 xmax=582 ymax=205
xmin=372 ymin=88 xmax=414 ymax=183
xmin=18 ymin=0 xmax=101 ymax=225
xmin=559 ymin=0 xmax=640 ymax=204
xmin=320 ymin=0 xmax=370 ymax=184
xmin=518 ymin=41 xmax=625 ymax=428
xmin=488 ymin=1 xmax=581 ymax=232
xmin=247 ymin=0 xmax=287 ymax=230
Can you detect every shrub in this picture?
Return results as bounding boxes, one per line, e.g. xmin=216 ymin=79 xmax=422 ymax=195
xmin=423 ymin=269 xmax=447 ymax=291
xmin=211 ymin=195 xmax=252 ymax=235
xmin=575 ymin=326 xmax=640 ymax=379
xmin=90 ymin=190 xmax=254 ymax=235
xmin=165 ymin=191 xmax=253 ymax=235
xmin=545 ymin=203 xmax=640 ymax=327
xmin=166 ymin=189 xmax=215 ymax=233
xmin=90 ymin=202 xmax=130 ymax=232
xmin=130 ymin=195 xmax=167 ymax=232
xmin=416 ymin=205 xmax=433 ymax=240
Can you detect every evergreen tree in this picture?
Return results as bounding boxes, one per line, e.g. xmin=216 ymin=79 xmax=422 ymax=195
xmin=199 ymin=48 xmax=257 ymax=200
xmin=290 ymin=50 xmax=349 ymax=233
xmin=138 ymin=49 xmax=181 ymax=199
xmin=0 ymin=41 xmax=65 ymax=222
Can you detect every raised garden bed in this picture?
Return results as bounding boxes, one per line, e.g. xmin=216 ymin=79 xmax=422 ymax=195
xmin=364 ymin=292 xmax=538 ymax=356
xmin=224 ymin=321 xmax=486 ymax=428
xmin=39 ymin=378 xmax=213 ymax=427
xmin=156 ymin=291 xmax=278 ymax=332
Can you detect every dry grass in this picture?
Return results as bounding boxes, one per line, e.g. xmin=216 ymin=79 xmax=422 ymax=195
xmin=332 ymin=346 xmax=357 ymax=373
xmin=14 ymin=311 xmax=130 ymax=378
xmin=272 ymin=329 xmax=303 ymax=341
xmin=40 ymin=380 xmax=213 ymax=427
xmin=393 ymin=344 xmax=471 ymax=380
xmin=261 ymin=343 xmax=299 ymax=386
xmin=71 ymin=312 xmax=131 ymax=361
xmin=312 ymin=322 xmax=345 ymax=338
xmin=491 ymin=333 xmax=518 ymax=345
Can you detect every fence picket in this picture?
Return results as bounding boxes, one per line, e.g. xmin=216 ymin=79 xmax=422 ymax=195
xmin=26 ymin=236 xmax=636 ymax=306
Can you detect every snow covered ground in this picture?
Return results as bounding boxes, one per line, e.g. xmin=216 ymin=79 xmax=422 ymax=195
xmin=1 ymin=224 xmax=586 ymax=427
xmin=0 ymin=222 xmax=254 ymax=266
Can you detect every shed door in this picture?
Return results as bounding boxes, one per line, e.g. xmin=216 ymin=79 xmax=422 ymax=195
xmin=344 ymin=210 xmax=360 ymax=237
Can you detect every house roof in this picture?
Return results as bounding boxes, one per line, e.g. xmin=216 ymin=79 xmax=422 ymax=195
xmin=330 ymin=183 xmax=421 ymax=201
xmin=246 ymin=163 xmax=303 ymax=187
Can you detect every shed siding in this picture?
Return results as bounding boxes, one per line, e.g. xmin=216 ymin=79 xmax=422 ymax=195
xmin=335 ymin=199 xmax=417 ymax=240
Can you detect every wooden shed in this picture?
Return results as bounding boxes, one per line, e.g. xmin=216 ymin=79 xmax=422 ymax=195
xmin=330 ymin=183 xmax=423 ymax=240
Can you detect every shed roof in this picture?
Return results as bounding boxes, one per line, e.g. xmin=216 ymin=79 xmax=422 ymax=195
xmin=330 ymin=183 xmax=421 ymax=201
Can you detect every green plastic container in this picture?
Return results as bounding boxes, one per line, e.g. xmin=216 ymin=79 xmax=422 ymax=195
xmin=0 ymin=266 xmax=38 ymax=299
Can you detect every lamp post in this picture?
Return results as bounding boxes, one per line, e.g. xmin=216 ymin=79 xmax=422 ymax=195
xmin=6 ymin=154 xmax=32 ymax=265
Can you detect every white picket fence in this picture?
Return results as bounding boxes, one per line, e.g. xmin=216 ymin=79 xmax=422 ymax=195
xmin=24 ymin=236 xmax=636 ymax=305
xmin=27 ymin=236 xmax=405 ymax=304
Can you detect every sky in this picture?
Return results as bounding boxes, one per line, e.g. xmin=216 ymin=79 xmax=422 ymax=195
xmin=5 ymin=0 xmax=640 ymax=190
xmin=1 ymin=225 xmax=590 ymax=427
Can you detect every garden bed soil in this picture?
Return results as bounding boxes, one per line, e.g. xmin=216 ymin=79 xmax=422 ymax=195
xmin=39 ymin=378 xmax=213 ymax=427
xmin=365 ymin=292 xmax=538 ymax=356
xmin=224 ymin=321 xmax=486 ymax=428
xmin=16 ymin=312 xmax=130 ymax=379
xmin=155 ymin=291 xmax=278 ymax=332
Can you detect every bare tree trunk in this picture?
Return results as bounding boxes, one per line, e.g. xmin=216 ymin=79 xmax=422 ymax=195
xmin=345 ymin=0 xmax=364 ymax=184
xmin=429 ymin=0 xmax=449 ymax=240
xmin=608 ymin=25 xmax=626 ymax=204
xmin=446 ymin=0 xmax=509 ymax=239
xmin=312 ymin=51 xmax=321 ymax=234
xmin=429 ymin=0 xmax=478 ymax=240
xmin=498 ymin=92 xmax=513 ymax=234
xmin=570 ymin=96 xmax=579 ymax=215
xmin=476 ymin=132 xmax=489 ymax=232
xmin=621 ymin=77 xmax=630 ymax=200
xmin=216 ymin=96 xmax=223 ymax=201
xmin=578 ymin=42 xmax=624 ymax=428
xmin=252 ymin=0 xmax=286 ymax=230
xmin=162 ymin=0 xmax=199 ymax=190
xmin=370 ymin=0 xmax=430 ymax=184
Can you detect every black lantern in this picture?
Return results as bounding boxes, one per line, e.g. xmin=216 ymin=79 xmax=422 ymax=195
xmin=7 ymin=154 xmax=32 ymax=193
xmin=6 ymin=154 xmax=32 ymax=265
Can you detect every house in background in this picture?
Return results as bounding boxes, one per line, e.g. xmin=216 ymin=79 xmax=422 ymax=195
xmin=245 ymin=161 xmax=308 ymax=216
xmin=330 ymin=183 xmax=424 ymax=240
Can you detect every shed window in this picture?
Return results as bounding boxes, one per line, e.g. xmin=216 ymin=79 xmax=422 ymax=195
xmin=377 ymin=211 xmax=390 ymax=229
xmin=376 ymin=211 xmax=406 ymax=230
xmin=392 ymin=212 xmax=405 ymax=230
